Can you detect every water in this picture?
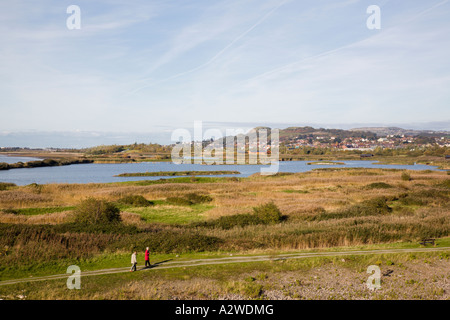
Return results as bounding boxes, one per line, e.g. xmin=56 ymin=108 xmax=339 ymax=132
xmin=0 ymin=156 xmax=442 ymax=186
xmin=0 ymin=155 xmax=42 ymax=164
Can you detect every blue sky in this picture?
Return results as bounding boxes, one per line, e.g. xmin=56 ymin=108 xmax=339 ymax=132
xmin=0 ymin=0 xmax=449 ymax=146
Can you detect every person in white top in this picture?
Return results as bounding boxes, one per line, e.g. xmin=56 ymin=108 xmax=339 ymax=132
xmin=130 ymin=251 xmax=137 ymax=272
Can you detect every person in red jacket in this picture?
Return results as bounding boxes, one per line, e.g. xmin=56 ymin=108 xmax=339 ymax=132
xmin=144 ymin=247 xmax=151 ymax=268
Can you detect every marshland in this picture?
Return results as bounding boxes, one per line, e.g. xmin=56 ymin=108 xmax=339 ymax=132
xmin=0 ymin=165 xmax=448 ymax=299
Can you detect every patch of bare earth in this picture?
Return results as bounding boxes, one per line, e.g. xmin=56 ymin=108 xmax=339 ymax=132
xmin=256 ymin=258 xmax=450 ymax=300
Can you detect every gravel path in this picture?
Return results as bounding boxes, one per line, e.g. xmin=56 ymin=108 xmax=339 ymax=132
xmin=1 ymin=247 xmax=448 ymax=287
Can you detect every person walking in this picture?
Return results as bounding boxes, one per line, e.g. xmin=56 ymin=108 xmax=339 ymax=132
xmin=145 ymin=247 xmax=151 ymax=268
xmin=130 ymin=251 xmax=137 ymax=272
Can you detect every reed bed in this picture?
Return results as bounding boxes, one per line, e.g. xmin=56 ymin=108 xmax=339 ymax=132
xmin=0 ymin=168 xmax=448 ymax=269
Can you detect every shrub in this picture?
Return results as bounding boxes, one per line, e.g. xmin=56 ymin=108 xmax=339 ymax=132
xmin=0 ymin=182 xmax=16 ymax=191
xmin=398 ymin=195 xmax=426 ymax=206
xmin=27 ymin=183 xmax=42 ymax=194
xmin=184 ymin=193 xmax=213 ymax=204
xmin=365 ymin=182 xmax=393 ymax=189
xmin=401 ymin=172 xmax=412 ymax=181
xmin=211 ymin=214 xmax=262 ymax=230
xmin=166 ymin=193 xmax=213 ymax=206
xmin=24 ymin=161 xmax=45 ymax=168
xmin=253 ymin=202 xmax=283 ymax=224
xmin=312 ymin=197 xmax=392 ymax=221
xmin=361 ymin=197 xmax=393 ymax=215
xmin=42 ymin=159 xmax=59 ymax=166
xmin=117 ymin=195 xmax=153 ymax=207
xmin=73 ymin=198 xmax=121 ymax=224
xmin=2 ymin=208 xmax=18 ymax=214
xmin=193 ymin=202 xmax=284 ymax=230
xmin=166 ymin=197 xmax=193 ymax=206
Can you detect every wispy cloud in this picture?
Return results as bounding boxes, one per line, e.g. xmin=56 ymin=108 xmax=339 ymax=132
xmin=0 ymin=0 xmax=449 ymax=136
xmin=126 ymin=0 xmax=289 ymax=94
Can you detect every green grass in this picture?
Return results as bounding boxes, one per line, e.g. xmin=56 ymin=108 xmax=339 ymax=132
xmin=1 ymin=237 xmax=448 ymax=282
xmin=2 ymin=206 xmax=75 ymax=215
xmin=307 ymin=161 xmax=345 ymax=165
xmin=114 ymin=170 xmax=240 ymax=177
xmin=0 ymin=251 xmax=175 ymax=281
xmin=115 ymin=176 xmax=242 ymax=186
xmin=281 ymin=189 xmax=309 ymax=194
xmin=127 ymin=204 xmax=214 ymax=224
xmin=1 ymin=249 xmax=448 ymax=300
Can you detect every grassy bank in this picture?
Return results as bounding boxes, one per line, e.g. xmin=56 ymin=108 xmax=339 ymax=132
xmin=0 ymin=158 xmax=93 ymax=171
xmin=114 ymin=170 xmax=241 ymax=177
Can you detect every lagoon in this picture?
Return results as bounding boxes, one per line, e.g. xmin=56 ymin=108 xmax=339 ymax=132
xmin=0 ymin=157 xmax=442 ymax=186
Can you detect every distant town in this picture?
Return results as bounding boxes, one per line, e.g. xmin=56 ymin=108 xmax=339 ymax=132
xmin=275 ymin=126 xmax=449 ymax=151
xmin=283 ymin=133 xmax=450 ymax=151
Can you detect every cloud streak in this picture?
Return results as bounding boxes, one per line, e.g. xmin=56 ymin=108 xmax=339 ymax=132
xmin=0 ymin=0 xmax=449 ymax=136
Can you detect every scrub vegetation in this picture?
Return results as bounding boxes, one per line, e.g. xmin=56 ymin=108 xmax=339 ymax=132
xmin=0 ymin=168 xmax=448 ymax=299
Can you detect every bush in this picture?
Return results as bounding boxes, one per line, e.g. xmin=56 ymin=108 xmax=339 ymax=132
xmin=2 ymin=208 xmax=18 ymax=214
xmin=166 ymin=193 xmax=213 ymax=206
xmin=117 ymin=195 xmax=153 ymax=207
xmin=73 ymin=198 xmax=121 ymax=224
xmin=398 ymin=195 xmax=426 ymax=206
xmin=312 ymin=197 xmax=392 ymax=221
xmin=0 ymin=182 xmax=16 ymax=191
xmin=360 ymin=197 xmax=393 ymax=215
xmin=401 ymin=172 xmax=412 ymax=181
xmin=193 ymin=202 xmax=284 ymax=230
xmin=42 ymin=159 xmax=59 ymax=166
xmin=184 ymin=193 xmax=213 ymax=204
xmin=253 ymin=202 xmax=283 ymax=224
xmin=211 ymin=214 xmax=262 ymax=229
xmin=365 ymin=182 xmax=393 ymax=189
xmin=166 ymin=197 xmax=193 ymax=206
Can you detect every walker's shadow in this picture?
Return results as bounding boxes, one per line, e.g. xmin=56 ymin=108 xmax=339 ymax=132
xmin=140 ymin=259 xmax=172 ymax=271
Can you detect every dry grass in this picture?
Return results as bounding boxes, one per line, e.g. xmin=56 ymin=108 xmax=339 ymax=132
xmin=0 ymin=168 xmax=448 ymax=251
xmin=0 ymin=211 xmax=70 ymax=225
xmin=0 ymin=168 xmax=447 ymax=217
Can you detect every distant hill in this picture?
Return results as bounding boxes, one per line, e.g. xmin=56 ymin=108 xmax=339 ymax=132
xmin=211 ymin=126 xmax=449 ymax=145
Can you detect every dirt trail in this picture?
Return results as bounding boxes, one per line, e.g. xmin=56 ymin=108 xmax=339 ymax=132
xmin=1 ymin=247 xmax=448 ymax=287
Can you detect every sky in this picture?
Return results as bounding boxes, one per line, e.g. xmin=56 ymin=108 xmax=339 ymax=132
xmin=0 ymin=0 xmax=449 ymax=147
